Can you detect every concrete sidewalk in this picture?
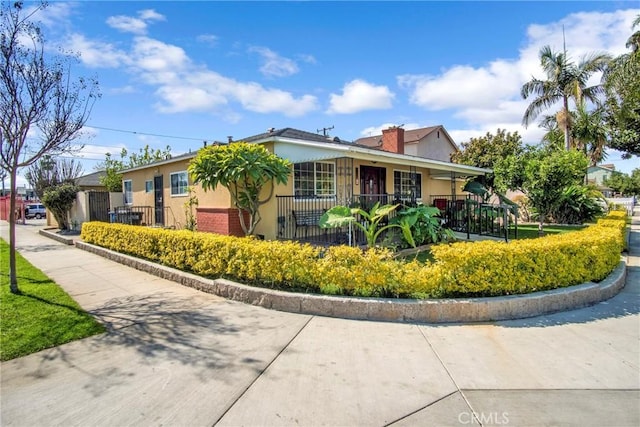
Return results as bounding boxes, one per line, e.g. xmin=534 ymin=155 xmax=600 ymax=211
xmin=1 ymin=219 xmax=639 ymax=426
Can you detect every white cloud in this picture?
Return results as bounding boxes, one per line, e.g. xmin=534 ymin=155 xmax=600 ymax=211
xmin=106 ymin=15 xmax=148 ymax=35
xmin=249 ymin=46 xmax=299 ymax=78
xmin=69 ymin=10 xmax=320 ymax=119
xmin=327 ymin=79 xmax=394 ymax=114
xmin=133 ymin=36 xmax=191 ymax=74
xmin=106 ymin=9 xmax=165 ymax=35
xmin=24 ymin=2 xmax=74 ymax=28
xmin=68 ymin=34 xmax=129 ymax=68
xmin=400 ymin=8 xmax=639 ymax=146
xmin=398 ymin=59 xmax=521 ymax=111
xmin=108 ymin=85 xmax=137 ymax=95
xmin=138 ymin=9 xmax=165 ymax=22
xmin=197 ymin=34 xmax=219 ymax=47
xmin=298 ymin=54 xmax=317 ymax=64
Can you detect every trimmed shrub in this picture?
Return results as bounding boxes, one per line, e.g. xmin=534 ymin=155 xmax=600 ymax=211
xmin=81 ymin=211 xmax=626 ymax=299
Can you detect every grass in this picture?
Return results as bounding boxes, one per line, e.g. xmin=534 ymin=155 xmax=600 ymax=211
xmin=509 ymin=224 xmax=586 ymax=240
xmin=0 ymin=239 xmax=105 ymax=361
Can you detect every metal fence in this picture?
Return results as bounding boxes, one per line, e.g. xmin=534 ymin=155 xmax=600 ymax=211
xmin=108 ymin=205 xmax=179 ymax=228
xmin=276 ymin=194 xmax=402 ymax=246
xmin=430 ymin=195 xmax=518 ymax=241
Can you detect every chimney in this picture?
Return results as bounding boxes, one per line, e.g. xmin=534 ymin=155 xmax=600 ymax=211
xmin=381 ymin=126 xmax=405 ymax=154
xmin=227 ymin=136 xmax=233 ymax=144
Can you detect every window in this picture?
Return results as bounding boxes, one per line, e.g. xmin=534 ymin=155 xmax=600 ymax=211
xmin=145 ymin=180 xmax=153 ymax=193
xmin=123 ymin=180 xmax=133 ymax=205
xmin=170 ymin=171 xmax=189 ymax=196
xmin=294 ymin=162 xmax=335 ymax=198
xmin=393 ymin=170 xmax=422 ymax=200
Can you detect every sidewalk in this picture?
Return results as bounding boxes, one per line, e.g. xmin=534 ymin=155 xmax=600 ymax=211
xmin=1 ymin=218 xmax=639 ymax=426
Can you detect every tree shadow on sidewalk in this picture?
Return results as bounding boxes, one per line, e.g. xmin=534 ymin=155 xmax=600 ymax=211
xmin=24 ymin=292 xmax=295 ymax=397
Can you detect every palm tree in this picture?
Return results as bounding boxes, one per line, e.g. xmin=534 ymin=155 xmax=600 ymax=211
xmin=602 ymin=15 xmax=640 ymax=159
xmin=572 ymin=102 xmax=608 ymax=166
xmin=522 ymin=45 xmax=611 ymax=150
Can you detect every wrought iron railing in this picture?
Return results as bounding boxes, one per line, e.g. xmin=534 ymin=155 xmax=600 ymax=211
xmin=110 ymin=205 xmax=179 ymax=229
xmin=110 ymin=206 xmax=153 ymax=226
xmin=430 ymin=195 xmax=518 ymax=241
xmin=276 ymin=194 xmax=402 ymax=245
xmin=276 ymin=193 xmax=518 ymax=245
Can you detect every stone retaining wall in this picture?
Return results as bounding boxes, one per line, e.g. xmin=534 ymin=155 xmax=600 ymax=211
xmin=74 ymin=240 xmax=627 ymax=323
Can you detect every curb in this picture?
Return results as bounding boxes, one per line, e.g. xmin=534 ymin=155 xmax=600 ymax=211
xmin=74 ymin=240 xmax=628 ymax=323
xmin=39 ymin=228 xmax=75 ymax=245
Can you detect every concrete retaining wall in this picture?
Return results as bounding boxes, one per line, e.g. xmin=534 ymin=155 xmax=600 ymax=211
xmin=74 ymin=240 xmax=627 ymax=323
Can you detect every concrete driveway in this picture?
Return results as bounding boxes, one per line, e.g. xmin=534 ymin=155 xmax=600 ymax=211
xmin=1 ymin=219 xmax=639 ymax=426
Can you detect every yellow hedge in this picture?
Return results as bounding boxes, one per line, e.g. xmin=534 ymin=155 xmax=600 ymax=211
xmin=81 ymin=212 xmax=626 ymax=299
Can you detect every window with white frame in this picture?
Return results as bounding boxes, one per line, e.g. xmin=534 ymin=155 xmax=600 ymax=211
xmin=393 ymin=170 xmax=422 ymax=200
xmin=170 ymin=171 xmax=189 ymax=196
xmin=294 ymin=161 xmax=335 ymax=198
xmin=145 ymin=180 xmax=153 ymax=193
xmin=123 ymin=180 xmax=133 ymax=205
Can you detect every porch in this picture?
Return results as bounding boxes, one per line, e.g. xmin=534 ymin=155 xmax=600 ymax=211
xmin=275 ymin=193 xmax=518 ymax=246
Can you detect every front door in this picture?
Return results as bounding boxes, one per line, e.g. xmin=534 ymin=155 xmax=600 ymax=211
xmin=359 ymin=166 xmax=386 ymax=206
xmin=154 ymin=175 xmax=164 ymax=226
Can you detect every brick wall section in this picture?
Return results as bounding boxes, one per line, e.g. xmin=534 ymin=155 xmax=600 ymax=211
xmin=381 ymin=126 xmax=405 ymax=154
xmin=196 ymin=207 xmax=250 ymax=237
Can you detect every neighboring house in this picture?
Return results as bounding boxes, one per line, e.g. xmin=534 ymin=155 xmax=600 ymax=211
xmin=355 ymin=125 xmax=458 ymax=162
xmin=56 ymin=170 xmax=122 ymax=228
xmin=119 ymin=126 xmax=489 ymax=242
xmin=587 ymin=164 xmax=615 ymax=197
xmin=76 ymin=170 xmax=108 ymax=191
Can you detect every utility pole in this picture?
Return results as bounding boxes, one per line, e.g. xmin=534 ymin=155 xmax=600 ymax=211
xmin=317 ymin=126 xmax=334 ymax=137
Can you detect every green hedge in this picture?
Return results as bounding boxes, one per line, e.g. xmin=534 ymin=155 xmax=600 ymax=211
xmin=81 ymin=211 xmax=626 ymax=299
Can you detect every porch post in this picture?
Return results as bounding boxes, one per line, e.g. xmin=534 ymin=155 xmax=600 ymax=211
xmin=450 ymin=171 xmax=456 ymax=201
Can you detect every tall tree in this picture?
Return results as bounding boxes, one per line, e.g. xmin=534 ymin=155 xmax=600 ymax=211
xmin=495 ymin=148 xmax=588 ymax=234
xmin=25 ymin=156 xmax=83 ymax=200
xmin=603 ymin=15 xmax=640 ymax=159
xmin=604 ymin=168 xmax=640 ymax=196
xmin=522 ymin=45 xmax=610 ymax=150
xmin=97 ymin=145 xmax=171 ymax=192
xmin=572 ymin=102 xmax=608 ymax=166
xmin=0 ymin=1 xmax=99 ymax=294
xmin=189 ymin=143 xmax=291 ymax=235
xmin=450 ymin=128 xmax=524 ymax=191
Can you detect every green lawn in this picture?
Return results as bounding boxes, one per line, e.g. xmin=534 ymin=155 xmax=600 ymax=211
xmin=509 ymin=224 xmax=586 ymax=240
xmin=0 ymin=239 xmax=105 ymax=361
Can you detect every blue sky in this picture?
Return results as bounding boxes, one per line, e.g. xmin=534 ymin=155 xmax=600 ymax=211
xmin=10 ymin=1 xmax=640 ymax=187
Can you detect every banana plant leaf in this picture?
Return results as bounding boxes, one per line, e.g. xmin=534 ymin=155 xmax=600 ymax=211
xmin=319 ymin=206 xmax=356 ymax=228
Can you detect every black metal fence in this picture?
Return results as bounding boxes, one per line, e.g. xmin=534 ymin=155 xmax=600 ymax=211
xmin=110 ymin=206 xmax=152 ymax=226
xmin=430 ymin=195 xmax=518 ymax=241
xmin=88 ymin=191 xmax=110 ymax=222
xmin=109 ymin=205 xmax=179 ymax=228
xmin=276 ymin=194 xmax=403 ymax=246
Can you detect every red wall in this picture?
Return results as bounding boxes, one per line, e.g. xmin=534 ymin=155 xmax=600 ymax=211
xmin=0 ymin=196 xmax=25 ymax=221
xmin=196 ymin=207 xmax=250 ymax=237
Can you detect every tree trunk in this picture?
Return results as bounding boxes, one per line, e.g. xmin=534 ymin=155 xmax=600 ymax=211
xmin=538 ymin=218 xmax=545 ymax=237
xmin=8 ymin=168 xmax=19 ymax=294
xmin=563 ymin=97 xmax=571 ymax=151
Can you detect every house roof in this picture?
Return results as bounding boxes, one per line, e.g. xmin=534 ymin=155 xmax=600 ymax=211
xmin=354 ymin=125 xmax=458 ymax=151
xmin=246 ymin=128 xmax=488 ymax=178
xmin=243 ymin=127 xmax=352 ymax=144
xmin=76 ymin=170 xmax=107 ymax=187
xmin=587 ymin=164 xmax=616 ymax=174
xmin=120 ymin=127 xmax=488 ymax=178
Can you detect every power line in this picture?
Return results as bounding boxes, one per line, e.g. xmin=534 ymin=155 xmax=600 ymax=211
xmin=87 ymin=125 xmax=211 ymax=142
